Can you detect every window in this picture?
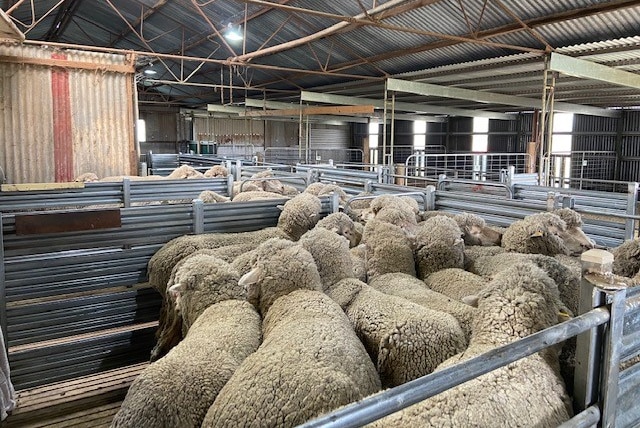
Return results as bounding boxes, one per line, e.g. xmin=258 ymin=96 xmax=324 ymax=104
xmin=551 ymin=113 xmax=573 ymax=153
xmin=137 ymin=119 xmax=146 ymax=143
xmin=413 ymin=120 xmax=427 ymax=150
xmin=472 ymin=117 xmax=488 ymax=152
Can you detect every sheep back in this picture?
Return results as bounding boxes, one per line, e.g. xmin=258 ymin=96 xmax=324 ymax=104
xmin=276 ymin=193 xmax=322 ymax=240
xmin=202 ymin=289 xmax=381 ymax=428
xmin=112 ymin=300 xmax=261 ymax=428
xmin=362 ymin=218 xmax=416 ymax=279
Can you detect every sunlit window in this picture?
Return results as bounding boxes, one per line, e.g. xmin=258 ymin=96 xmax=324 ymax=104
xmin=414 ymin=120 xmax=426 ymax=150
xmin=551 ymin=113 xmax=574 ymax=153
xmin=137 ymin=119 xmax=146 ymax=143
xmin=368 ymin=122 xmax=379 ymax=164
xmin=472 ymin=117 xmax=488 ymax=152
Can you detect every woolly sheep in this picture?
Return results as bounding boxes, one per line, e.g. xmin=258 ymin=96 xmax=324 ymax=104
xmin=74 ymin=172 xmax=99 ymax=182
xmin=304 ymin=182 xmax=349 ymax=205
xmin=315 ymin=212 xmax=360 ymax=247
xmin=362 ymin=216 xmax=416 ymax=279
xmin=468 ymin=251 xmax=579 ymax=390
xmin=281 ymin=184 xmax=300 ymax=196
xmin=501 ymin=211 xmax=590 ymax=256
xmin=299 ymin=228 xmax=466 ymax=387
xmin=231 ymin=190 xmax=287 ymax=202
xmin=369 ymin=272 xmax=476 ymax=340
xmin=111 ymin=256 xmax=261 ymax=428
xmin=249 ymin=169 xmax=285 ymax=194
xmin=372 ymin=263 xmax=572 ymax=427
xmin=343 ymin=191 xmax=373 ymax=222
xmin=422 ymin=211 xmax=502 ymax=246
xmin=276 ymin=193 xmax=322 ymax=240
xmin=203 ymin=165 xmax=228 ymax=178
xmin=360 ymin=194 xmax=421 ymax=223
xmin=166 ymin=165 xmax=205 ymax=179
xmin=202 ymin=240 xmax=381 ymax=427
xmin=424 ymin=268 xmax=489 ymax=302
xmin=612 ymin=237 xmax=640 ymax=277
xmin=415 ymin=215 xmax=465 ymax=279
xmin=232 ymin=180 xmax=262 ymax=196
xmin=147 ymin=227 xmax=290 ymax=360
xmin=198 ymin=190 xmax=230 ymax=203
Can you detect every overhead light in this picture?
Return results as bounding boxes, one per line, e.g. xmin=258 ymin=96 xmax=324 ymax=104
xmin=143 ymin=69 xmax=157 ymax=75
xmin=224 ymin=23 xmax=243 ymax=41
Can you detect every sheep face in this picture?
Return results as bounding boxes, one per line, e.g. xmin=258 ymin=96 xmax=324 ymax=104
xmin=558 ymin=226 xmax=596 ymax=255
xmin=466 ymin=224 xmax=503 ymax=246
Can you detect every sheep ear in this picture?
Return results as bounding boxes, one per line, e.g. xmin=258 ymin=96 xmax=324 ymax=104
xmin=329 ymin=226 xmax=340 ymax=234
xmin=168 ymin=283 xmax=182 ymax=299
xmin=530 ymin=230 xmax=545 ymax=238
xmin=462 ymin=294 xmax=479 ymax=307
xmin=239 ymin=267 xmax=262 ymax=302
xmin=558 ymin=311 xmax=572 ymax=323
xmin=276 ymin=205 xmax=285 ymax=211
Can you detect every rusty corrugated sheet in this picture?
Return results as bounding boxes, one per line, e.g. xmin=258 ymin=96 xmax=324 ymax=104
xmin=0 ymin=43 xmax=135 ymax=183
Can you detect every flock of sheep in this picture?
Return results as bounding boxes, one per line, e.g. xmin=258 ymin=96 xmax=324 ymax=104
xmin=106 ymin=167 xmax=640 ymax=428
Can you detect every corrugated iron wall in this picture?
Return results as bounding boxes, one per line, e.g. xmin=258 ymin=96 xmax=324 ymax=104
xmin=0 ymin=43 xmax=136 ymax=183
xmin=619 ymin=110 xmax=640 ymax=182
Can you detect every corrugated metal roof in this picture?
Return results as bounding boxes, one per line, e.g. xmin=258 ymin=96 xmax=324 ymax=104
xmin=3 ymin=0 xmax=640 ymax=110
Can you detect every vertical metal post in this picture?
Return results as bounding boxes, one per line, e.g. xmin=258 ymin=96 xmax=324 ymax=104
xmin=0 ymin=217 xmax=7 ymax=350
xmin=192 ymin=199 xmax=204 ymax=234
xmin=227 ymin=174 xmax=234 ymax=198
xmin=625 ymin=182 xmax=638 ymax=240
xmin=539 ymin=55 xmax=556 ymax=187
xmin=299 ymin=98 xmax=303 ymax=161
xmin=330 ymin=191 xmax=340 ymax=213
xmin=364 ymin=180 xmax=373 ymax=193
xmin=382 ymin=81 xmax=388 ymax=166
xmin=573 ymin=249 xmax=614 ymax=413
xmin=122 ymin=178 xmax=131 ymax=208
xmin=235 ymin=160 xmax=242 ymax=181
xmin=390 ymin=91 xmax=396 ymax=168
xmin=600 ymin=285 xmax=626 ymax=428
xmin=424 ymin=185 xmax=436 ymax=211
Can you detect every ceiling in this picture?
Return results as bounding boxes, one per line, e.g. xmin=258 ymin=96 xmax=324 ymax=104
xmin=3 ymin=0 xmax=640 ymax=115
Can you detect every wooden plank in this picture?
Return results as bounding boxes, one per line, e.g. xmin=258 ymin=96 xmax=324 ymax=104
xmin=242 ymin=104 xmax=375 ymax=117
xmin=1 ymin=182 xmax=85 ymax=192
xmin=8 ymin=322 xmax=158 ymax=354
xmin=0 ymin=55 xmax=134 ymax=74
xmin=18 ymin=402 xmax=122 ymax=428
xmin=15 ymin=209 xmax=122 ymax=236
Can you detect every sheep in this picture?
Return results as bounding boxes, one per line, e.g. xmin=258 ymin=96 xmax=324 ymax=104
xmin=231 ymin=190 xmax=287 ymax=202
xmin=305 ymin=183 xmax=349 ymax=205
xmin=343 ymin=191 xmax=374 ymax=222
xmin=281 ymin=184 xmax=300 ymax=196
xmin=362 ymin=215 xmax=416 ymax=280
xmin=298 ymin=228 xmax=467 ymax=387
xmin=166 ymin=164 xmax=205 ymax=179
xmin=553 ymin=208 xmax=596 ymax=255
xmin=197 ymin=190 xmax=230 ymax=203
xmin=369 ymin=273 xmax=476 ymax=340
xmin=149 ymin=190 xmax=324 ymax=361
xmin=422 ymin=211 xmax=502 ymax=246
xmin=203 ymin=165 xmax=228 ymax=178
xmin=232 ymin=180 xmax=262 ymax=196
xmin=276 ymin=193 xmax=322 ymax=240
xmin=111 ymin=256 xmax=261 ymax=428
xmin=147 ymin=227 xmax=290 ymax=361
xmin=468 ymin=251 xmax=579 ymax=391
xmin=315 ymin=212 xmax=360 ymax=247
xmin=454 ymin=212 xmax=503 ymax=246
xmin=424 ymin=268 xmax=489 ymax=302
xmin=612 ymin=238 xmax=640 ymax=278
xmin=372 ymin=263 xmax=573 ymax=428
xmin=74 ymin=172 xmax=99 ymax=182
xmin=248 ymin=169 xmax=285 ymax=194
xmin=501 ymin=211 xmax=594 ymax=256
xmin=363 ymin=194 xmax=421 ymax=223
xmin=415 ymin=215 xmax=465 ymax=280
xmin=202 ymin=239 xmax=381 ymax=428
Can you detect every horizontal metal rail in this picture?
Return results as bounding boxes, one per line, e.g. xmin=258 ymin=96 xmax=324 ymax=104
xmin=438 ymin=177 xmax=513 ymax=198
xmin=239 ymin=176 xmax=308 ymax=192
xmin=343 ymin=191 xmax=430 ymax=212
xmin=558 ymin=405 xmax=601 ymax=428
xmin=299 ymin=308 xmax=610 ymax=428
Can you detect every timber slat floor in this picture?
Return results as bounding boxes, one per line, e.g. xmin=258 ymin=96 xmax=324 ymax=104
xmin=1 ymin=363 xmax=145 ymax=427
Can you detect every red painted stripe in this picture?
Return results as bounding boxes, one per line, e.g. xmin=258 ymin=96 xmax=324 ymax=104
xmin=51 ymin=52 xmax=74 ymax=182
